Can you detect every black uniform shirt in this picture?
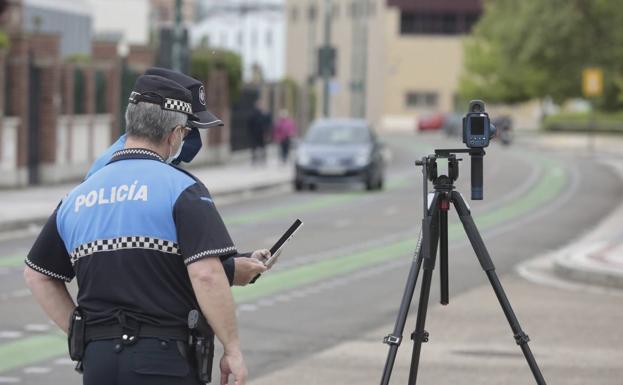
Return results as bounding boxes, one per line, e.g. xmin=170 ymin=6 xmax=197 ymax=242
xmin=26 ymin=149 xmax=240 ymax=327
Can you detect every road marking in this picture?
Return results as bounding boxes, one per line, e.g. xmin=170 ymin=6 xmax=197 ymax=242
xmin=0 ymin=255 xmax=25 ymax=269
xmin=53 ymin=358 xmax=74 ymax=366
xmin=22 ymin=367 xmax=50 ymax=374
xmin=0 ymin=334 xmax=66 ymax=373
xmin=238 ymin=304 xmax=259 ymax=312
xmin=24 ymin=324 xmax=50 ymax=333
xmin=334 ymin=219 xmax=351 ymax=229
xmin=384 ymin=206 xmax=398 ymax=216
xmin=0 ymin=377 xmax=20 ymax=383
xmin=0 ymin=332 xmax=23 ymax=339
xmin=0 ymin=290 xmax=30 ymax=302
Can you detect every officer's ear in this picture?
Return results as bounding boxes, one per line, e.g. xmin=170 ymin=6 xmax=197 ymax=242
xmin=167 ymin=125 xmax=182 ymax=144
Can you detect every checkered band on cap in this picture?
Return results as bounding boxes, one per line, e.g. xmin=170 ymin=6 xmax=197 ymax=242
xmin=163 ymin=98 xmax=193 ymax=114
xmin=70 ymin=236 xmax=179 ymax=265
xmin=128 ymin=91 xmax=193 ymax=115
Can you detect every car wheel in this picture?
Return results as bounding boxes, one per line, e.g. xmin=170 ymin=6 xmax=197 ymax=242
xmin=294 ymin=180 xmax=305 ymax=191
xmin=376 ymin=177 xmax=384 ymax=190
xmin=365 ymin=176 xmax=376 ymax=191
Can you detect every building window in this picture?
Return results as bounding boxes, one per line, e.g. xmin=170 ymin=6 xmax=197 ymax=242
xmin=400 ymin=11 xmax=480 ymax=35
xmin=308 ymin=4 xmax=317 ymax=21
xmin=237 ymin=31 xmax=243 ymax=47
xmin=368 ymin=0 xmax=376 ymax=17
xmin=332 ymin=3 xmax=340 ymax=20
xmin=266 ymin=30 xmax=273 ymax=47
xmin=406 ymin=92 xmax=439 ymax=108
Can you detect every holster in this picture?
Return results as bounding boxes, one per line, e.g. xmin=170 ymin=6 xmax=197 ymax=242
xmin=188 ymin=309 xmax=215 ymax=383
xmin=68 ymin=307 xmax=86 ymax=362
xmin=193 ymin=335 xmax=215 ymax=383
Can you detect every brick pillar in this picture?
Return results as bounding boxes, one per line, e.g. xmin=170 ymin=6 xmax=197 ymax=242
xmin=0 ymin=50 xmax=6 ymax=160
xmin=37 ymin=65 xmax=60 ymax=163
xmin=206 ymin=70 xmax=230 ymax=149
xmin=7 ymin=34 xmax=30 ymax=169
xmin=84 ymin=66 xmax=96 ymax=160
xmin=61 ymin=64 xmax=75 ymax=163
xmin=31 ymin=34 xmax=61 ymax=165
xmin=92 ymin=40 xmax=122 ymax=142
xmin=107 ymin=63 xmax=121 ymax=140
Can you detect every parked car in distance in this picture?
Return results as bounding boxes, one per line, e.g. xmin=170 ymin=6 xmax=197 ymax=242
xmin=294 ymin=119 xmax=385 ymax=191
xmin=417 ymin=113 xmax=445 ymax=132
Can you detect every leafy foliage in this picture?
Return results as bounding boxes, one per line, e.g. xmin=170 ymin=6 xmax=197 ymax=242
xmin=460 ymin=0 xmax=623 ymax=110
xmin=191 ymin=49 xmax=242 ymax=104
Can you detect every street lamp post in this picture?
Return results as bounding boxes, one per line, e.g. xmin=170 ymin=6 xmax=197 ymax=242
xmin=322 ymin=0 xmax=332 ymax=117
xmin=172 ymin=0 xmax=183 ymax=71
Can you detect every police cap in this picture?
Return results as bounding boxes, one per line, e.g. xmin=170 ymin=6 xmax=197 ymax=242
xmin=145 ymin=67 xmax=223 ymax=129
xmin=128 ymin=75 xmax=198 ymax=120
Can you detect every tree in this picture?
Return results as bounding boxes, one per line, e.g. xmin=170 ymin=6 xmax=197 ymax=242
xmin=460 ymin=0 xmax=623 ymax=110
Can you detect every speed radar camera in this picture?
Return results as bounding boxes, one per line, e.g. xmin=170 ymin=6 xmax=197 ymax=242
xmin=462 ymin=100 xmax=496 ymax=148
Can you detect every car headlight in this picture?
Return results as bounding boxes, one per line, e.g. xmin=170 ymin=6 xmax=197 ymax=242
xmin=354 ymin=152 xmax=370 ymax=167
xmin=297 ymin=150 xmax=311 ymax=166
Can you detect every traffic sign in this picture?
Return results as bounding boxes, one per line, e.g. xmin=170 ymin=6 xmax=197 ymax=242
xmin=583 ymin=67 xmax=603 ymax=97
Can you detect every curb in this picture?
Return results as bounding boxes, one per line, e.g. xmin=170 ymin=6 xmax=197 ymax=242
xmin=553 ymin=243 xmax=623 ymax=290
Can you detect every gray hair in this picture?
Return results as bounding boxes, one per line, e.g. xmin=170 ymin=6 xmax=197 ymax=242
xmin=125 ymin=102 xmax=188 ymax=144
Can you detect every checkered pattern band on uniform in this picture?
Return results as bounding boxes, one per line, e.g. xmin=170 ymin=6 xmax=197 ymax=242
xmin=25 ymin=257 xmax=73 ymax=282
xmin=70 ymin=236 xmax=180 ymax=265
xmin=163 ymin=98 xmax=193 ymax=114
xmin=111 ymin=148 xmax=164 ymax=162
xmin=183 ymin=246 xmax=237 ymax=265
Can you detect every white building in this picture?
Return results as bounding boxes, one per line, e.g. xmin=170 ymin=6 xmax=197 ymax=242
xmin=21 ymin=0 xmax=92 ymax=57
xmin=87 ymin=0 xmax=150 ymax=54
xmin=191 ymin=0 xmax=285 ymax=82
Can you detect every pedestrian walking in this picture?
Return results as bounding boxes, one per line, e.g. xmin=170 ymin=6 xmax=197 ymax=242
xmin=24 ymin=74 xmax=269 ymax=385
xmin=273 ymin=109 xmax=298 ymax=164
xmin=247 ymin=101 xmax=269 ymax=165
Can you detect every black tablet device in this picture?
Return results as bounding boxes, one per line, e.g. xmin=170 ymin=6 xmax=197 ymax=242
xmin=264 ymin=219 xmax=303 ymax=267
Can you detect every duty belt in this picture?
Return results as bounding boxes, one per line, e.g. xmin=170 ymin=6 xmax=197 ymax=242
xmin=85 ymin=324 xmax=188 ymax=345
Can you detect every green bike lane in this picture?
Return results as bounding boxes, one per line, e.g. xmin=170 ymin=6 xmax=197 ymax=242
xmin=0 ymin=152 xmax=565 ymax=374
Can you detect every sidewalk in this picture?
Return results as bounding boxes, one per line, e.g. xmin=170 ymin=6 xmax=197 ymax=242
xmin=525 ymin=133 xmax=623 ymax=290
xmin=249 ymin=275 xmax=623 ymax=385
xmin=0 ymin=155 xmax=293 ymax=232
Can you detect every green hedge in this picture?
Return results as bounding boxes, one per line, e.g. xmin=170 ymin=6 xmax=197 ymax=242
xmin=0 ymin=31 xmax=8 ymax=50
xmin=542 ymin=112 xmax=623 ymax=134
xmin=190 ymin=49 xmax=242 ymax=104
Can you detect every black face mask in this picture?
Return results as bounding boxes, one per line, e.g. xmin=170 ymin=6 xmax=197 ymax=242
xmin=172 ymin=127 xmax=202 ymax=165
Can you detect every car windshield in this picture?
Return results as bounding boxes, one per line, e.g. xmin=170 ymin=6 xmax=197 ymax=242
xmin=305 ymin=124 xmax=371 ymax=144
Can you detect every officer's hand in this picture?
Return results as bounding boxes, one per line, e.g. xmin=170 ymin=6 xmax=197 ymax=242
xmin=250 ymin=249 xmax=271 ymax=265
xmin=220 ymin=350 xmax=247 ymax=385
xmin=233 ymin=257 xmax=267 ymax=286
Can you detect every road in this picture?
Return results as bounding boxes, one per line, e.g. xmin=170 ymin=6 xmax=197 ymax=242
xmin=0 ymin=133 xmax=621 ymax=384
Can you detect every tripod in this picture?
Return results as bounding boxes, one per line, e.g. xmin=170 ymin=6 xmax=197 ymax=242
xmin=380 ymin=150 xmax=547 ymax=385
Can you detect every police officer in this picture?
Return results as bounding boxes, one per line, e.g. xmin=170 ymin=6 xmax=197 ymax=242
xmin=24 ymin=75 xmax=258 ymax=385
xmin=87 ymin=67 xmax=270 ymax=287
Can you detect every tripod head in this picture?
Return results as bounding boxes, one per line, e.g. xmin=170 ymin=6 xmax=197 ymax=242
xmin=415 ymin=148 xmax=486 ymax=200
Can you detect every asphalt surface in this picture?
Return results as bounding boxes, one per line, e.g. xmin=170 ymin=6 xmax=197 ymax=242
xmin=0 ymin=133 xmax=621 ymax=384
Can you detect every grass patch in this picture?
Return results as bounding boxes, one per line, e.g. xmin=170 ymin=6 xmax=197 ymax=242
xmin=542 ymin=111 xmax=623 ymax=134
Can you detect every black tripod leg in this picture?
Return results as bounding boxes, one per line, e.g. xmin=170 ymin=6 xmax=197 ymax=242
xmin=450 ymin=191 xmax=547 ymax=385
xmin=439 ymin=208 xmax=449 ymax=305
xmin=407 ymin=205 xmax=441 ymax=385
xmin=380 ymin=231 xmax=425 ymax=385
